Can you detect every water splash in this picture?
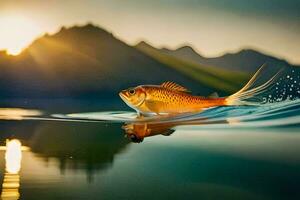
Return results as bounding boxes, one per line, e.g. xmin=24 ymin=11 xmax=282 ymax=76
xmin=262 ymin=68 xmax=300 ymax=103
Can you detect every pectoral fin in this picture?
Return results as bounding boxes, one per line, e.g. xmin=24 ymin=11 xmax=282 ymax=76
xmin=161 ymin=129 xmax=175 ymax=136
xmin=145 ymin=100 xmax=165 ymax=114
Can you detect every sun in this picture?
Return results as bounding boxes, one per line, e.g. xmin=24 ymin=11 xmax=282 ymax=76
xmin=0 ymin=15 xmax=41 ymax=56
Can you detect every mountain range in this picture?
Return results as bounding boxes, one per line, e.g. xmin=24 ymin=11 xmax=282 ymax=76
xmin=158 ymin=45 xmax=292 ymax=73
xmin=0 ymin=23 xmax=298 ymax=100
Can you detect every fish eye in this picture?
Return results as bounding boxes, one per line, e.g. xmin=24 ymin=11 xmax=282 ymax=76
xmin=128 ymin=89 xmax=135 ymax=95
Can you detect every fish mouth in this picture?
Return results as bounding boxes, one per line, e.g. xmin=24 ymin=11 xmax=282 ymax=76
xmin=119 ymin=92 xmax=128 ymax=101
xmin=119 ymin=92 xmax=135 ymax=109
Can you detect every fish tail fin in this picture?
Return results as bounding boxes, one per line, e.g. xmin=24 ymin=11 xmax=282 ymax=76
xmin=225 ymin=64 xmax=283 ymax=106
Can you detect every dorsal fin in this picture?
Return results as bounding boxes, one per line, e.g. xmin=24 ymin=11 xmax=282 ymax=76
xmin=161 ymin=81 xmax=190 ymax=93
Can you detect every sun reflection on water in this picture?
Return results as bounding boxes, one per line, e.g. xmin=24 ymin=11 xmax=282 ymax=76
xmin=0 ymin=108 xmax=42 ymax=120
xmin=0 ymin=139 xmax=29 ymax=200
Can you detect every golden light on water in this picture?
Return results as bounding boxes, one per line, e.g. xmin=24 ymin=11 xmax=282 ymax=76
xmin=0 ymin=15 xmax=41 ymax=55
xmin=0 ymin=108 xmax=42 ymax=120
xmin=5 ymin=140 xmax=22 ymax=174
xmin=0 ymin=139 xmax=29 ymax=200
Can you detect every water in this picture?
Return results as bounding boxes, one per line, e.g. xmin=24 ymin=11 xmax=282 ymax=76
xmin=0 ymin=67 xmax=299 ymax=200
xmin=0 ymin=98 xmax=299 ymax=200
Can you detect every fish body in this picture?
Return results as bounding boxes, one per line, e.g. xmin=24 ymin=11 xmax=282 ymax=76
xmin=119 ymin=82 xmax=225 ymax=115
xmin=119 ymin=65 xmax=282 ymax=115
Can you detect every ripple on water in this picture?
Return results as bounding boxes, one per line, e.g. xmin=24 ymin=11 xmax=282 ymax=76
xmin=49 ymin=99 xmax=300 ymax=128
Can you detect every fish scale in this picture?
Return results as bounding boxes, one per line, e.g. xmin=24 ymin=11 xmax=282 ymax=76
xmin=143 ymin=86 xmax=225 ymax=114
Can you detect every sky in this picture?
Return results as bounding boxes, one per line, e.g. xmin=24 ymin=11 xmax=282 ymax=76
xmin=0 ymin=0 xmax=299 ymax=64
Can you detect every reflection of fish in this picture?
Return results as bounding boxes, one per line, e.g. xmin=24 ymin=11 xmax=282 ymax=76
xmin=119 ymin=65 xmax=281 ymax=115
xmin=122 ymin=122 xmax=175 ymax=143
xmin=122 ymin=113 xmax=225 ymax=142
xmin=122 ymin=114 xmax=229 ymax=142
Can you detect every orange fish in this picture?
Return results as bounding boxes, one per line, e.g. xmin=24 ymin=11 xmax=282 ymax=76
xmin=119 ymin=82 xmax=226 ymax=115
xmin=119 ymin=65 xmax=281 ymax=116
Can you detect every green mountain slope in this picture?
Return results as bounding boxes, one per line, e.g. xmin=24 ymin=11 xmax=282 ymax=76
xmin=136 ymin=42 xmax=250 ymax=93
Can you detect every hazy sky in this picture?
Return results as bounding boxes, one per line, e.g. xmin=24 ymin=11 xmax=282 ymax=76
xmin=0 ymin=0 xmax=299 ymax=64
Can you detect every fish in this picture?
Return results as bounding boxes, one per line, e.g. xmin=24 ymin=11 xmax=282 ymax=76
xmin=119 ymin=65 xmax=281 ymax=116
xmin=119 ymin=82 xmax=226 ymax=115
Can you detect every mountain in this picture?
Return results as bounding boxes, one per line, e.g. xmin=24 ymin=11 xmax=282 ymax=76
xmin=0 ymin=23 xmax=296 ymax=101
xmin=0 ymin=24 xmax=219 ymax=99
xmin=159 ymin=45 xmax=296 ymax=73
xmin=161 ymin=45 xmax=206 ymax=63
xmin=136 ymin=42 xmax=250 ymax=93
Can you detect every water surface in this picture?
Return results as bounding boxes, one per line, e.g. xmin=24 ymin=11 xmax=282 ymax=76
xmin=0 ymin=98 xmax=299 ymax=200
xmin=0 ymin=66 xmax=299 ymax=199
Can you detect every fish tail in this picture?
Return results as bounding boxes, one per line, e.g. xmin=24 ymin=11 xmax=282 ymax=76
xmin=225 ymin=64 xmax=283 ymax=106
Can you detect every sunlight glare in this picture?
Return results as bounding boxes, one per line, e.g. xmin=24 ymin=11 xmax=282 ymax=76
xmin=1 ymin=139 xmax=23 ymax=200
xmin=0 ymin=15 xmax=41 ymax=55
xmin=5 ymin=139 xmax=22 ymax=174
